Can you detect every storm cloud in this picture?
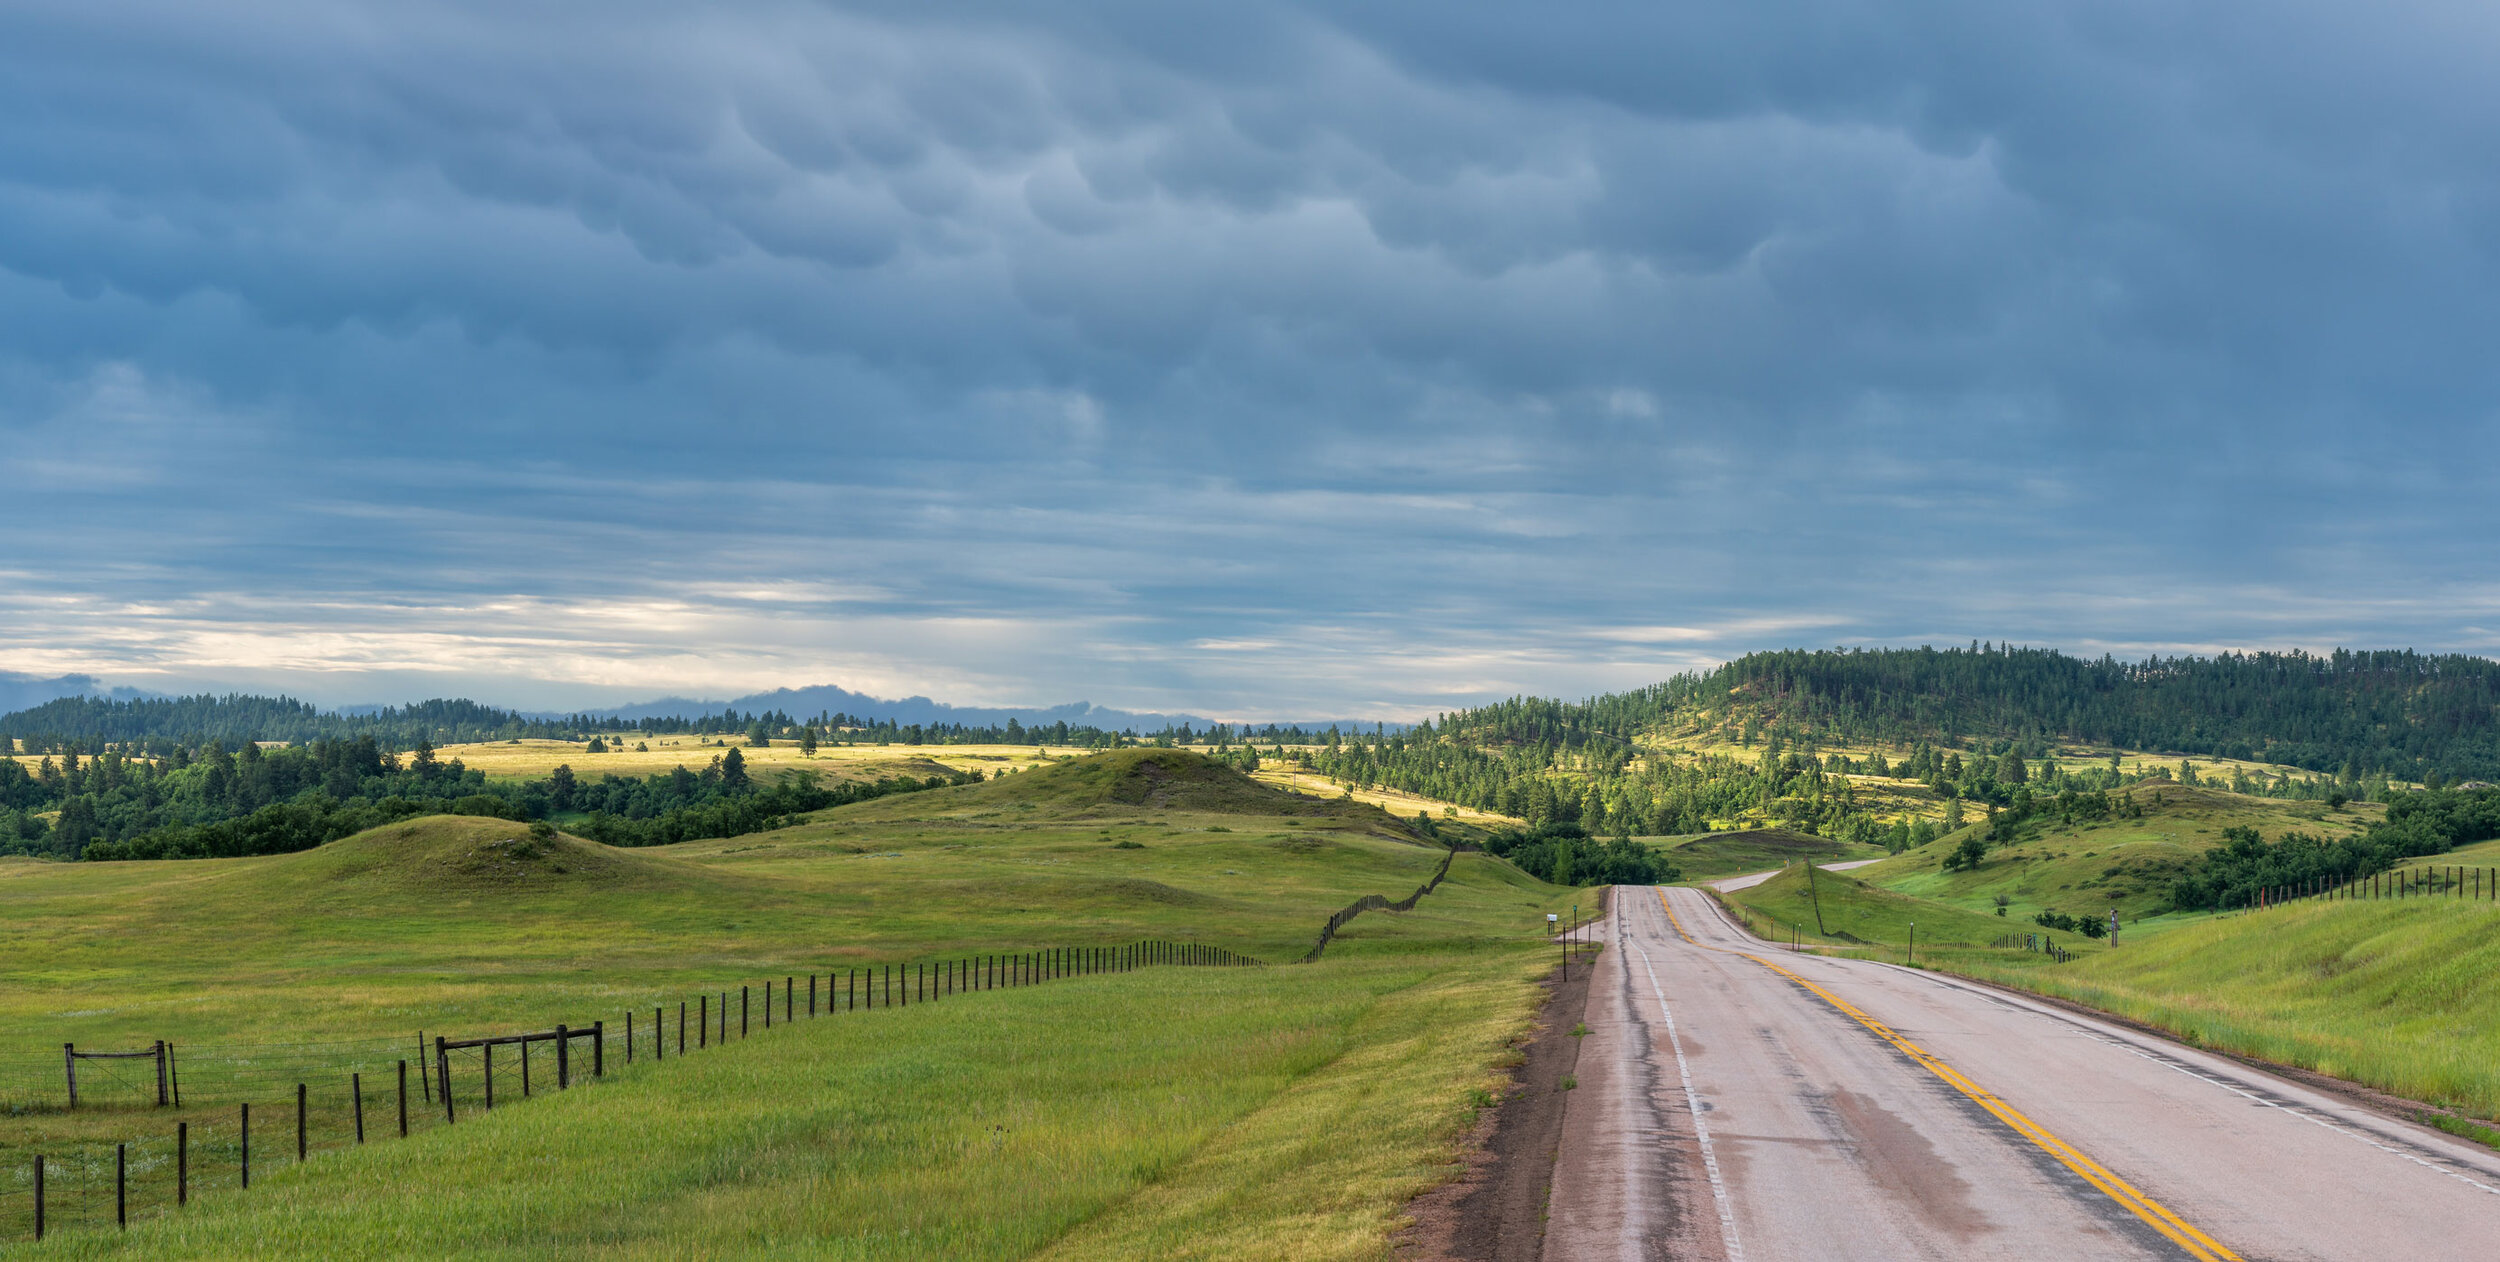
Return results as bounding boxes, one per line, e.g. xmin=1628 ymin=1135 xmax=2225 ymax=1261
xmin=3 ymin=0 xmax=2497 ymax=715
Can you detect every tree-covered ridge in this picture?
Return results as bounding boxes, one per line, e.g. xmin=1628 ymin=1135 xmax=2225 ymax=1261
xmin=0 ymin=692 xmax=1349 ymax=753
xmin=1414 ymin=645 xmax=2500 ymax=783
xmin=1271 ymin=643 xmax=2493 ymax=846
xmin=0 ymin=737 xmax=976 ymax=861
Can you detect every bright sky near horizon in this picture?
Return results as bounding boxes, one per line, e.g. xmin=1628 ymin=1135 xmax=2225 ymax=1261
xmin=5 ymin=1 xmax=2500 ymax=717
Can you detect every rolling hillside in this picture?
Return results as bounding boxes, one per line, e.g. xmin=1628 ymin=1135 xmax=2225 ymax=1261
xmin=0 ymin=751 xmax=1589 ymax=1252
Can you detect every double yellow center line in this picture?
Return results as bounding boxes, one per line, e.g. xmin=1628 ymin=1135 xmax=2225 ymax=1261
xmin=1653 ymin=889 xmax=2241 ymax=1262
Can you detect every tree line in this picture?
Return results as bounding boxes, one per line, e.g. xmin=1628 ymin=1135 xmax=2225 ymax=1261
xmin=0 ymin=693 xmax=1387 ymax=759
xmin=2165 ymin=787 xmax=2500 ymax=910
xmin=1466 ymin=644 xmax=2500 ymax=783
xmin=0 ymin=737 xmax=977 ymax=861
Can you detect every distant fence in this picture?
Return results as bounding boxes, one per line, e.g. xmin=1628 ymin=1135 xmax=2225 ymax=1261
xmin=3 ymin=939 xmax=1261 ymax=1243
xmin=1303 ymin=848 xmax=1457 ymax=962
xmin=1992 ymin=933 xmax=2076 ymax=963
xmin=2251 ymin=863 xmax=2500 ymax=912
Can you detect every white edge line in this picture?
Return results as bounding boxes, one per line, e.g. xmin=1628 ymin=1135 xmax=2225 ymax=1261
xmin=1906 ymin=972 xmax=2500 ymax=1200
xmin=1627 ymin=891 xmax=1747 ymax=1262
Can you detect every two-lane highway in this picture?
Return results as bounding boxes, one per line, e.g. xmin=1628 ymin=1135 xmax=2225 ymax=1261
xmin=1543 ymin=884 xmax=2500 ymax=1260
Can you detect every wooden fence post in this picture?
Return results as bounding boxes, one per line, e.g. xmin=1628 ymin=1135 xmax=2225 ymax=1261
xmin=398 ymin=1061 xmax=409 ymax=1137
xmin=242 ymin=1102 xmax=252 ymax=1187
xmin=557 ymin=1024 xmax=570 ymax=1090
xmin=179 ymin=1121 xmax=189 ymax=1205
xmin=786 ymin=976 xmax=794 ymax=1023
xmin=486 ymin=1043 xmax=497 ymax=1109
xmin=700 ymin=995 xmax=708 ymax=1049
xmin=169 ymin=1041 xmax=182 ymax=1108
xmin=627 ymin=1010 xmax=634 ymax=1065
xmin=419 ymin=1032 xmax=432 ymax=1103
xmin=64 ymin=1043 xmax=75 ymax=1109
xmin=594 ymin=1022 xmax=604 ymax=1078
xmin=680 ymin=1002 xmax=687 ymax=1055
xmin=353 ymin=1072 xmax=366 ymax=1143
xmin=297 ymin=1082 xmax=307 ymax=1162
xmin=439 ymin=1037 xmax=454 ymax=1123
xmin=157 ymin=1040 xmax=170 ymax=1107
xmin=810 ymin=974 xmax=817 ymax=1016
xmin=742 ymin=986 xmax=749 ymax=1038
xmin=117 ymin=1142 xmax=127 ymax=1228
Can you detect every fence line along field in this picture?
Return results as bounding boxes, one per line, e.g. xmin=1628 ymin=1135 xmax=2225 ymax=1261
xmin=0 ymin=749 xmax=1592 ymax=1255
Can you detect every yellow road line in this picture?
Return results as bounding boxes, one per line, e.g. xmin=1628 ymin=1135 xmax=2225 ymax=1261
xmin=1654 ymin=890 xmax=2242 ymax=1262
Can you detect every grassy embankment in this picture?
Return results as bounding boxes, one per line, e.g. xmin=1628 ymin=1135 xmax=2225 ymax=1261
xmin=0 ymin=750 xmax=1588 ymax=1257
xmin=1716 ymin=864 xmax=2060 ymax=961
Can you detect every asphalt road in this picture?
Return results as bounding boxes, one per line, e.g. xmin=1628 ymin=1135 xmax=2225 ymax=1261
xmin=1543 ymin=884 xmax=2500 ymax=1261
xmin=1710 ymin=858 xmax=1883 ymax=893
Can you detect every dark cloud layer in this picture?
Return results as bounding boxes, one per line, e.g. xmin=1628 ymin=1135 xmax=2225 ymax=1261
xmin=3 ymin=1 xmax=2498 ymax=715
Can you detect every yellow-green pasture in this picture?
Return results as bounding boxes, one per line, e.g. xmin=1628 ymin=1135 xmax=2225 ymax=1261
xmin=1249 ymin=766 xmax=1524 ymax=826
xmin=0 ymin=750 xmax=1586 ymax=1255
xmin=7 ymin=954 xmax=1538 ymax=1261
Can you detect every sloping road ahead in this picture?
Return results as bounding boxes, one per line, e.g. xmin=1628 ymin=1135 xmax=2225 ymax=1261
xmin=1544 ymin=884 xmax=2500 ymax=1260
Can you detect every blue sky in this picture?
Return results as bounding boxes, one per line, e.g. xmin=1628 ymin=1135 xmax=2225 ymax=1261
xmin=4 ymin=1 xmax=2498 ymax=718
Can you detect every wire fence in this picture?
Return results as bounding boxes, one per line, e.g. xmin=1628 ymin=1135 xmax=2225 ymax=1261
xmin=3 ymin=938 xmax=1262 ymax=1243
xmin=2252 ymin=863 xmax=2500 ymax=911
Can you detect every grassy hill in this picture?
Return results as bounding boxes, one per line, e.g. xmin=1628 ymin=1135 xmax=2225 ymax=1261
xmin=1859 ymin=784 xmax=2382 ymax=925
xmin=0 ymin=750 xmax=1588 ymax=1254
xmin=834 ymin=747 xmax=1408 ymax=826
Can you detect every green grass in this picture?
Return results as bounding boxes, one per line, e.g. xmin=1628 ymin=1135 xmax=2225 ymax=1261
xmin=1949 ymin=897 xmax=2500 ymax=1119
xmin=0 ymin=750 xmax=1587 ymax=1255
xmin=1857 ymin=783 xmax=2380 ymax=929
xmin=7 ymin=957 xmax=1542 ymax=1260
xmin=1661 ymin=829 xmax=1886 ymax=881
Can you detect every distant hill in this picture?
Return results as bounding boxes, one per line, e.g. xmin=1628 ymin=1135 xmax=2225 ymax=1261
xmin=1445 ymin=645 xmax=2500 ymax=782
xmin=584 ymin=684 xmax=1225 ymax=734
xmin=0 ymin=670 xmax=150 ymax=716
xmin=0 ymin=683 xmax=1402 ymax=749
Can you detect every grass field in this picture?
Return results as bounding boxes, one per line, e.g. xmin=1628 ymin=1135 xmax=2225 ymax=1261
xmin=0 ymin=750 xmax=1585 ymax=1255
xmin=1249 ymin=767 xmax=1522 ymax=826
xmin=8 ymin=956 xmax=1540 ymax=1260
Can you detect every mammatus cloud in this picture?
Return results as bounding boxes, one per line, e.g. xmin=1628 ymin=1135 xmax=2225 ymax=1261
xmin=4 ymin=1 xmax=2498 ymax=715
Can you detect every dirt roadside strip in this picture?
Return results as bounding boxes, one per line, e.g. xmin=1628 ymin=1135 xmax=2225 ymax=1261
xmin=1398 ymin=888 xmax=1609 ymax=1262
